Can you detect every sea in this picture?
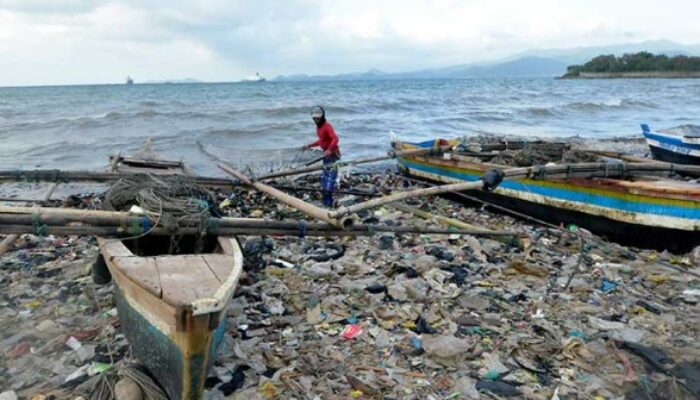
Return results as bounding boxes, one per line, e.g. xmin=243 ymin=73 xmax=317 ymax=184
xmin=1 ymin=78 xmax=699 ymax=176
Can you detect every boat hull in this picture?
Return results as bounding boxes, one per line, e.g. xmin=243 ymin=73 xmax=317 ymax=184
xmin=648 ymin=144 xmax=700 ymax=165
xmin=642 ymin=124 xmax=700 ymax=165
xmin=395 ymin=140 xmax=700 ymax=252
xmin=99 ymin=236 xmax=243 ymax=399
xmin=113 ymin=286 xmax=227 ymax=399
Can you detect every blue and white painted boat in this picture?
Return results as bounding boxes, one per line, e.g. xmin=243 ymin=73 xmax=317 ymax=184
xmin=393 ymin=138 xmax=700 ymax=252
xmin=642 ymin=124 xmax=700 ymax=165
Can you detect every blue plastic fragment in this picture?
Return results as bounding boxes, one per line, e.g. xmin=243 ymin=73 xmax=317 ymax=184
xmin=600 ymin=278 xmax=618 ymax=293
xmin=411 ymin=336 xmax=422 ymax=349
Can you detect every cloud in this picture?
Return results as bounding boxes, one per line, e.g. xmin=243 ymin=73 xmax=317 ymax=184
xmin=0 ymin=0 xmax=698 ymax=86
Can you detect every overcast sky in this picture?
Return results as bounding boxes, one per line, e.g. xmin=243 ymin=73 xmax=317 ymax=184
xmin=1 ymin=0 xmax=698 ymax=86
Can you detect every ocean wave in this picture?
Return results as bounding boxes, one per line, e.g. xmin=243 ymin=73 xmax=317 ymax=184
xmin=562 ymin=98 xmax=657 ymax=112
xmin=201 ymin=120 xmax=308 ymax=137
xmin=139 ymin=100 xmax=163 ymax=107
xmin=522 ymin=107 xmax=559 ymax=117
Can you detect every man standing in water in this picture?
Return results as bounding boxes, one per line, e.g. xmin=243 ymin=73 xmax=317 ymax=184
xmin=302 ymin=106 xmax=341 ymax=208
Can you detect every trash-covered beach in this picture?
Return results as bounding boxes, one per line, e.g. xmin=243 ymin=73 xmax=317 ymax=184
xmin=1 ymin=170 xmax=699 ymax=400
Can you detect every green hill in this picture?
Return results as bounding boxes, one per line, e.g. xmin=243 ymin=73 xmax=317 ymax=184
xmin=563 ymin=51 xmax=700 ymax=78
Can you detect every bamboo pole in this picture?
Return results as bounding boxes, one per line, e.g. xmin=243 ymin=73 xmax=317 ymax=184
xmin=0 ymin=207 xmax=519 ymax=237
xmin=218 ymin=163 xmax=354 ymax=229
xmin=332 ymin=180 xmax=485 ymax=218
xmin=0 ymin=182 xmax=59 ymax=256
xmin=390 ymin=203 xmax=528 ymax=248
xmin=256 ymin=146 xmax=453 ymax=181
xmin=0 ymin=224 xmax=517 ymax=238
xmin=0 ymin=169 xmax=234 ymax=188
xmin=583 ymin=149 xmax=663 ymax=164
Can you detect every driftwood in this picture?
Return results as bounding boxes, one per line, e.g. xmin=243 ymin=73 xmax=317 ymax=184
xmin=218 ymin=163 xmax=355 ymax=230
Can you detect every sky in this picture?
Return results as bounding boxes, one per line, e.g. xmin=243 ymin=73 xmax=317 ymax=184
xmin=0 ymin=0 xmax=698 ymax=86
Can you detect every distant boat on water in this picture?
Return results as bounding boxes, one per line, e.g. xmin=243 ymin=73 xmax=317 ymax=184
xmin=240 ymin=72 xmax=266 ymax=82
xmin=642 ymin=124 xmax=700 ymax=165
xmin=126 ymin=76 xmax=134 ymax=85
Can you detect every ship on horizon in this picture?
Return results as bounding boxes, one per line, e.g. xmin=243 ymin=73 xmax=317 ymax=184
xmin=126 ymin=75 xmax=134 ymax=85
xmin=240 ymin=72 xmax=266 ymax=82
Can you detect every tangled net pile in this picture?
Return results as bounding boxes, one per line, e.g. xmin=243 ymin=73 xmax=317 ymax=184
xmin=76 ymin=364 xmax=168 ymax=400
xmin=103 ymin=174 xmax=218 ymax=251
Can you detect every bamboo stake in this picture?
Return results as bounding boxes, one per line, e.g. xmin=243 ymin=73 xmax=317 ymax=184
xmin=218 ymin=163 xmax=355 ymax=229
xmin=0 ymin=182 xmax=59 ymax=256
xmin=256 ymin=146 xmax=453 ymax=181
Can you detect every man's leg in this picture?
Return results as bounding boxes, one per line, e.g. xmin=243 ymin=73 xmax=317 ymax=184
xmin=321 ymin=156 xmax=339 ymax=207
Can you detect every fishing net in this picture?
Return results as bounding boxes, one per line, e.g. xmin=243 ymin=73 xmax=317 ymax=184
xmin=102 ymin=174 xmax=218 ymax=253
xmin=74 ymin=364 xmax=168 ymax=400
xmin=490 ymin=142 xmax=571 ymax=166
xmin=196 ymin=138 xmax=323 ymax=175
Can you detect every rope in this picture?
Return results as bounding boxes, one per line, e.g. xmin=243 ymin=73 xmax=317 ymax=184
xmin=298 ymin=220 xmax=307 ymax=238
xmin=118 ymin=365 xmax=168 ymax=400
xmin=74 ymin=364 xmax=168 ymax=400
xmin=31 ymin=206 xmax=47 ymax=236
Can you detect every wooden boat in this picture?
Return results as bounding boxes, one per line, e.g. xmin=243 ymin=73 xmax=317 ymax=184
xmin=393 ymin=138 xmax=700 ymax=252
xmin=642 ymin=123 xmax=700 ymax=165
xmin=97 ymin=149 xmax=243 ymax=399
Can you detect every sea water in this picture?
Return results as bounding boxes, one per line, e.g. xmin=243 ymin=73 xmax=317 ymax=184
xmin=1 ymin=78 xmax=699 ymax=175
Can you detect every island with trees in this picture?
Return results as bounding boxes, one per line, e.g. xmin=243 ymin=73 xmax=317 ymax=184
xmin=561 ymin=51 xmax=700 ymax=79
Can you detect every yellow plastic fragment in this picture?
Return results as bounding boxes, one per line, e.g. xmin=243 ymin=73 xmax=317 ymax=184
xmin=260 ymin=381 xmax=279 ymax=399
xmin=350 ymin=389 xmax=364 ymax=398
xmin=647 ymin=274 xmax=669 ymax=284
xmin=25 ymin=300 xmax=41 ymax=309
xmin=632 ymin=306 xmax=647 ymax=315
xmin=402 ymin=321 xmax=417 ymax=330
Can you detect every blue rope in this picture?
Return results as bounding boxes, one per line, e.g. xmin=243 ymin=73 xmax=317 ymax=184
xmin=298 ymin=220 xmax=307 ymax=238
xmin=32 ymin=209 xmax=47 ymax=236
xmin=140 ymin=216 xmax=150 ymax=232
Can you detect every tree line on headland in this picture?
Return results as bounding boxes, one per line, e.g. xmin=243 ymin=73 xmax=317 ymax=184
xmin=563 ymin=51 xmax=700 ymax=78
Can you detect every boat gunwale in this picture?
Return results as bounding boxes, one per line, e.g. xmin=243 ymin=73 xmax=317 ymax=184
xmin=99 ymin=236 xmax=243 ymax=317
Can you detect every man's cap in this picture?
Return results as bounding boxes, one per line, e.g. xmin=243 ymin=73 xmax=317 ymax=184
xmin=311 ymin=106 xmax=324 ymax=118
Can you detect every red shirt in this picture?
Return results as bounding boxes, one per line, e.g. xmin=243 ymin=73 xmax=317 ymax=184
xmin=309 ymin=122 xmax=340 ymax=156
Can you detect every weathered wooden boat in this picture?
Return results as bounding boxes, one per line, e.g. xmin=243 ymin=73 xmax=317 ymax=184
xmin=97 ymin=150 xmax=243 ymax=399
xmin=642 ymin=123 xmax=700 ymax=165
xmin=393 ymin=138 xmax=700 ymax=252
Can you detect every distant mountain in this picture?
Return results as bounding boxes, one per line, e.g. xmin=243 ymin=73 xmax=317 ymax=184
xmin=274 ymin=56 xmax=567 ymax=81
xmin=274 ymin=68 xmax=389 ymax=82
xmin=508 ymin=39 xmax=700 ymax=65
xmin=274 ymin=39 xmax=700 ymax=82
xmin=440 ymin=56 xmax=568 ymax=78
